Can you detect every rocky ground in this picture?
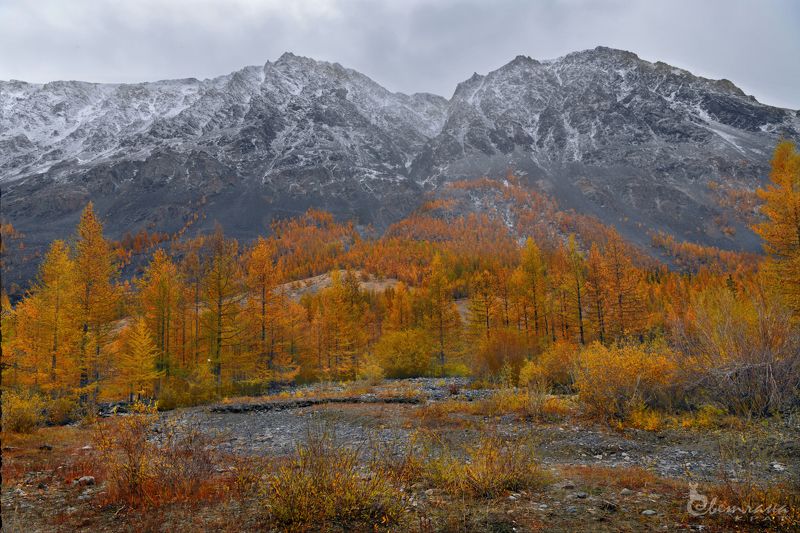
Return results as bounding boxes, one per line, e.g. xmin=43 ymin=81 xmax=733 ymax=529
xmin=3 ymin=378 xmax=799 ymax=532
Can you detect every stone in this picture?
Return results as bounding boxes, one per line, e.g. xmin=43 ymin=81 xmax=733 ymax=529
xmin=73 ymin=475 xmax=95 ymax=487
xmin=620 ymin=488 xmax=634 ymax=496
xmin=771 ymin=462 xmax=786 ymax=472
xmin=575 ymin=492 xmax=588 ymax=499
xmin=599 ymin=500 xmax=618 ymax=512
xmin=642 ymin=509 xmax=657 ymax=516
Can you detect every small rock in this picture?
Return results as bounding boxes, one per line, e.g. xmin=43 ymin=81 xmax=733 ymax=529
xmin=73 ymin=475 xmax=95 ymax=487
xmin=13 ymin=488 xmax=26 ymax=497
xmin=562 ymin=482 xmax=576 ymax=490
xmin=771 ymin=462 xmax=786 ymax=472
xmin=508 ymin=494 xmax=518 ymax=501
xmin=566 ymin=506 xmax=579 ymax=514
xmin=575 ymin=491 xmax=588 ymax=499
xmin=620 ymin=488 xmax=634 ymax=496
xmin=599 ymin=500 xmax=618 ymax=512
xmin=593 ymin=454 xmax=603 ymax=460
xmin=65 ymin=506 xmax=77 ymax=515
xmin=642 ymin=509 xmax=657 ymax=516
xmin=80 ymin=445 xmax=93 ymax=451
xmin=424 ymin=488 xmax=436 ymax=496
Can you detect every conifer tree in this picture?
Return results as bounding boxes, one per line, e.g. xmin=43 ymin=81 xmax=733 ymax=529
xmin=73 ymin=203 xmax=119 ymax=400
xmin=754 ymin=140 xmax=800 ymax=315
xmin=114 ymin=317 xmax=162 ymax=402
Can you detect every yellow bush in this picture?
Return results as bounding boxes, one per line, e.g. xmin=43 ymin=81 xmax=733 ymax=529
xmin=375 ymin=328 xmax=434 ymax=378
xmin=2 ymin=390 xmax=46 ymax=433
xmin=475 ymin=328 xmax=527 ymax=381
xmin=627 ymin=402 xmax=664 ymax=431
xmin=264 ymin=430 xmax=402 ymax=528
xmin=519 ymin=341 xmax=579 ymax=390
xmin=47 ymin=395 xmax=80 ymax=425
xmin=575 ymin=342 xmax=676 ymax=421
xmin=357 ymin=360 xmax=385 ymax=385
xmin=424 ymin=435 xmax=548 ymax=497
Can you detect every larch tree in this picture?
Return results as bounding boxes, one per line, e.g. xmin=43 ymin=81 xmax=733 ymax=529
xmin=585 ymin=243 xmax=607 ymax=344
xmin=114 ymin=317 xmax=162 ymax=402
xmin=202 ymin=226 xmax=244 ymax=388
xmin=601 ymin=233 xmax=646 ymax=340
xmin=520 ymin=239 xmax=545 ymax=337
xmin=245 ymin=237 xmax=279 ymax=376
xmin=467 ymin=269 xmax=495 ymax=343
xmin=138 ymin=249 xmax=182 ymax=386
xmin=423 ymin=254 xmax=461 ymax=370
xmin=754 ymin=140 xmax=800 ymax=315
xmin=73 ymin=203 xmax=119 ymax=400
xmin=565 ymin=235 xmax=587 ymax=345
xmin=35 ymin=240 xmax=79 ymax=391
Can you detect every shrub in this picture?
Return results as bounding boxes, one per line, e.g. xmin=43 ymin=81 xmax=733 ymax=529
xmin=2 ymin=390 xmax=46 ymax=433
xmin=47 ymin=395 xmax=80 ymax=425
xmin=93 ymin=401 xmax=224 ymax=507
xmin=264 ymin=430 xmax=403 ymax=528
xmin=519 ymin=341 xmax=579 ymax=390
xmin=357 ymin=360 xmax=385 ymax=385
xmin=94 ymin=401 xmax=159 ymax=506
xmin=670 ymin=285 xmax=800 ymax=416
xmin=575 ymin=342 xmax=676 ymax=421
xmin=423 ymin=435 xmax=548 ymax=497
xmin=475 ymin=328 xmax=528 ymax=382
xmin=375 ymin=328 xmax=434 ymax=378
xmin=441 ymin=362 xmax=471 ymax=378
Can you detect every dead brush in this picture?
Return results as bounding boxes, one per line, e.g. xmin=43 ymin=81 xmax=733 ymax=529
xmin=419 ymin=432 xmax=550 ymax=498
xmin=93 ymin=401 xmax=229 ymax=508
xmin=262 ymin=427 xmax=404 ymax=529
xmin=708 ymin=430 xmax=800 ymax=528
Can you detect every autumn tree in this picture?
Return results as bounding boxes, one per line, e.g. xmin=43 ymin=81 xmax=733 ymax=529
xmin=113 ymin=317 xmax=162 ymax=402
xmin=565 ymin=235 xmax=587 ymax=345
xmin=467 ymin=270 xmax=496 ymax=342
xmin=754 ymin=140 xmax=800 ymax=315
xmin=202 ymin=226 xmax=244 ymax=388
xmin=35 ymin=241 xmax=79 ymax=390
xmin=423 ymin=254 xmax=461 ymax=370
xmin=584 ymin=243 xmax=607 ymax=344
xmin=520 ymin=239 xmax=545 ymax=337
xmin=73 ymin=203 xmax=120 ymax=400
xmin=600 ymin=233 xmax=646 ymax=340
xmin=244 ymin=237 xmax=279 ymax=376
xmin=138 ymin=249 xmax=182 ymax=384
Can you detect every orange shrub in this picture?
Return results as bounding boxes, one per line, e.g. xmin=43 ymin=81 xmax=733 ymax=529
xmin=574 ymin=342 xmax=676 ymax=421
xmin=518 ymin=341 xmax=579 ymax=390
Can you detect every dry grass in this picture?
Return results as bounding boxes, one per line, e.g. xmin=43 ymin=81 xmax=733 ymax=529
xmin=378 ymin=430 xmax=550 ymax=499
xmin=92 ymin=401 xmax=229 ymax=509
xmin=560 ymin=464 xmax=680 ymax=494
xmin=414 ymin=388 xmax=576 ymax=426
xmin=263 ymin=429 xmax=404 ymax=530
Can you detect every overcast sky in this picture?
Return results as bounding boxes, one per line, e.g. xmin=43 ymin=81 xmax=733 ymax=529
xmin=1 ymin=0 xmax=798 ymax=109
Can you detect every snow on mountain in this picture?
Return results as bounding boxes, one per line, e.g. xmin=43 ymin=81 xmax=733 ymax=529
xmin=1 ymin=46 xmax=798 ymax=267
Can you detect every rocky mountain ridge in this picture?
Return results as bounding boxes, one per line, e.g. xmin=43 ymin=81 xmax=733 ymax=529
xmin=1 ymin=46 xmax=798 ymax=267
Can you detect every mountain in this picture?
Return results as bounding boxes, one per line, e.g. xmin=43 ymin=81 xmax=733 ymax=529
xmin=2 ymin=47 xmax=798 ymax=269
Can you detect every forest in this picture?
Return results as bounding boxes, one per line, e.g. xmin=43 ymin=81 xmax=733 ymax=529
xmin=2 ymin=141 xmax=799 ymax=428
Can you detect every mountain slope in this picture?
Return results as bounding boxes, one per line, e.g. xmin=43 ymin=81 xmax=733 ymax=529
xmin=1 ymin=47 xmax=798 ymax=267
xmin=411 ymin=47 xmax=798 ymax=249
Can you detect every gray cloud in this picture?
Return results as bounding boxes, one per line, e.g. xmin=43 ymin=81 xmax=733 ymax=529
xmin=1 ymin=0 xmax=798 ymax=108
